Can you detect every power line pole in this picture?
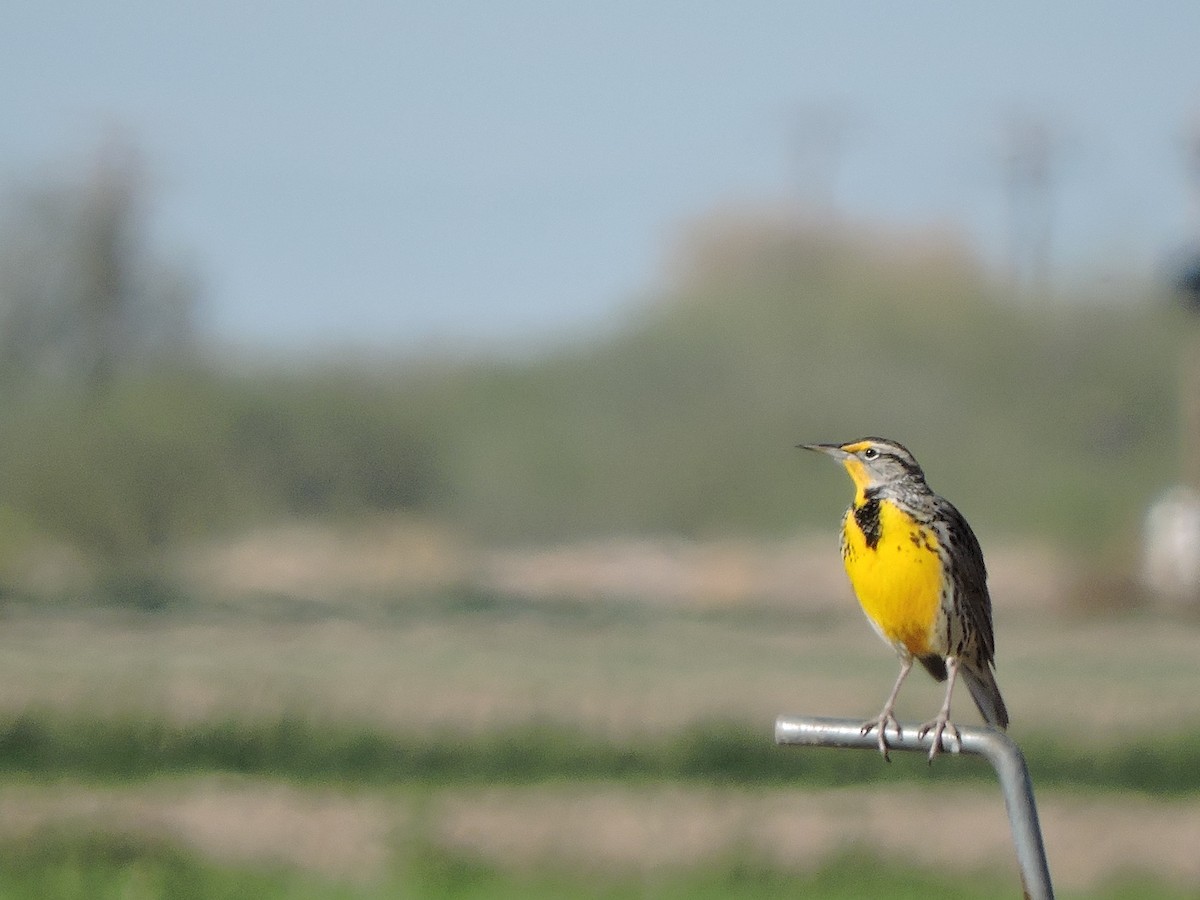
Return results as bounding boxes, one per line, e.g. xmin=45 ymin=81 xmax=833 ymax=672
xmin=999 ymin=112 xmax=1062 ymax=301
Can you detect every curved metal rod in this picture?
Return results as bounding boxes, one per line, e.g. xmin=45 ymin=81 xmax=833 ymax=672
xmin=775 ymin=715 xmax=1054 ymax=900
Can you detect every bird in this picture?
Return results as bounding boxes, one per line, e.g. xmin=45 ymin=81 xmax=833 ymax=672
xmin=798 ymin=437 xmax=1008 ymax=761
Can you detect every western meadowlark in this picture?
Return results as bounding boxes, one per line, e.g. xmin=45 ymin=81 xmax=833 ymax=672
xmin=799 ymin=437 xmax=1008 ymax=761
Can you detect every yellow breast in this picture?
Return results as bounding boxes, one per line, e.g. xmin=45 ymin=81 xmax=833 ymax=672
xmin=841 ymin=499 xmax=944 ymax=657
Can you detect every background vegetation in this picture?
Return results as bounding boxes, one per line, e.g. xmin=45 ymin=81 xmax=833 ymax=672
xmin=0 ymin=158 xmax=1196 ymax=898
xmin=0 ymin=218 xmax=1186 ymax=579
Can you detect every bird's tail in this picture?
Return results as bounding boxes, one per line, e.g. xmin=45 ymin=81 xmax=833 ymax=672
xmin=961 ymin=660 xmax=1009 ymax=730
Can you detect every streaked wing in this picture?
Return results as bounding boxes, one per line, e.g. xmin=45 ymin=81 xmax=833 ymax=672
xmin=936 ymin=498 xmax=995 ymax=662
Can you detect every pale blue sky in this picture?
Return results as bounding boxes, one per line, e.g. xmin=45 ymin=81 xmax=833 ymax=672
xmin=4 ymin=2 xmax=1200 ymax=351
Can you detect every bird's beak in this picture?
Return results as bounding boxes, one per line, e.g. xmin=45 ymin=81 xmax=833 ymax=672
xmin=797 ymin=442 xmax=850 ymax=461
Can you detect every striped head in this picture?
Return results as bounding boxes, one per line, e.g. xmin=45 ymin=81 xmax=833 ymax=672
xmin=798 ymin=437 xmax=927 ymax=500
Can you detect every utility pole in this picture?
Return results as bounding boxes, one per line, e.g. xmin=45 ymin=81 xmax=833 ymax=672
xmin=792 ymin=102 xmax=853 ymax=226
xmin=999 ymin=112 xmax=1062 ymax=301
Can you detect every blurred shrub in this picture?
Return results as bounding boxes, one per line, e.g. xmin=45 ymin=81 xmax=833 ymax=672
xmin=0 ymin=369 xmax=444 ymax=571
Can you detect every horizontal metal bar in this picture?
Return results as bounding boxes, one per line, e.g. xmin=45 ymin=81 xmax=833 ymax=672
xmin=776 ymin=715 xmax=1053 ymax=900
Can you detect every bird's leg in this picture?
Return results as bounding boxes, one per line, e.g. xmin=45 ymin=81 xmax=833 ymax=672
xmin=861 ymin=656 xmax=912 ymax=762
xmin=918 ymin=656 xmax=962 ymax=762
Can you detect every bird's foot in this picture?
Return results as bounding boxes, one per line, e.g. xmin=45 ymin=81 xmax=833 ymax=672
xmin=917 ymin=714 xmax=961 ymax=762
xmin=860 ymin=711 xmax=903 ymax=762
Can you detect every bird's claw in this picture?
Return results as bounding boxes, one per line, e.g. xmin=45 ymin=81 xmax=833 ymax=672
xmin=917 ymin=715 xmax=961 ymax=762
xmin=860 ymin=712 xmax=903 ymax=762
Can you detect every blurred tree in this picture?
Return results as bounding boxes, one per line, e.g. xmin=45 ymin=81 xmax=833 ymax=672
xmin=0 ymin=139 xmax=199 ymax=392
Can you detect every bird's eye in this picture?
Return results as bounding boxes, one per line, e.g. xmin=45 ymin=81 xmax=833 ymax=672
xmin=862 ymin=447 xmax=879 ymax=460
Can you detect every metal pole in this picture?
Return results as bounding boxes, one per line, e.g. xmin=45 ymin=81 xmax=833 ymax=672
xmin=775 ymin=715 xmax=1054 ymax=900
